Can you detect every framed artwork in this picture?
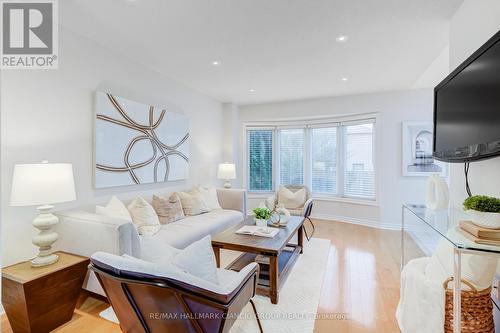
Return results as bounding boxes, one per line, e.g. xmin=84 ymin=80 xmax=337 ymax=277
xmin=94 ymin=92 xmax=189 ymax=188
xmin=402 ymin=122 xmax=447 ymax=177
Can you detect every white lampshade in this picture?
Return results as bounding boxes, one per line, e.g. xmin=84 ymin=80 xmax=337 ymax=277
xmin=10 ymin=163 xmax=76 ymax=207
xmin=217 ymin=163 xmax=236 ymax=180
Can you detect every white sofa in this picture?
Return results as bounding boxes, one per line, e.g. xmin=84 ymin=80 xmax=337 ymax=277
xmin=54 ymin=188 xmax=246 ymax=296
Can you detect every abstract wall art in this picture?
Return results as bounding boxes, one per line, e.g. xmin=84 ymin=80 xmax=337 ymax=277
xmin=402 ymin=122 xmax=447 ymax=177
xmin=94 ymin=92 xmax=189 ymax=188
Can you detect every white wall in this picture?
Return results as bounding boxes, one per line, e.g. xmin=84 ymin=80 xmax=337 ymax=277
xmin=412 ymin=45 xmax=450 ymax=89
xmin=238 ymin=89 xmax=435 ymax=229
xmin=1 ymin=27 xmax=224 ymax=265
xmin=448 ymin=0 xmax=500 ymax=208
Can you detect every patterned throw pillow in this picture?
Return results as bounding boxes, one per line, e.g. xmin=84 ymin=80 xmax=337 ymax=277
xmin=152 ymin=193 xmax=185 ymax=224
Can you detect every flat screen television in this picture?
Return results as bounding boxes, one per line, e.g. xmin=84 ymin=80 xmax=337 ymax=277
xmin=433 ymin=30 xmax=500 ymax=162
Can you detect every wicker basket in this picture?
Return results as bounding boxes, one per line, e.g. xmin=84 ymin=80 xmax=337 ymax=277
xmin=443 ymin=277 xmax=494 ymax=333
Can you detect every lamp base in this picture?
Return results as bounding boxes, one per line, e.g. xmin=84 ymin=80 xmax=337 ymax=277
xmin=31 ymin=205 xmax=59 ymax=268
xmin=31 ymin=253 xmax=59 ymax=267
xmin=224 ymin=180 xmax=232 ymax=189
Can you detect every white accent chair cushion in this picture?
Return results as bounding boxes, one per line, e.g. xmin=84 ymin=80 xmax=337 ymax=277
xmin=91 ymin=251 xmax=258 ymax=296
xmin=96 ymin=196 xmax=132 ymax=222
xmin=127 ymin=197 xmax=161 ymax=236
xmin=278 ymin=186 xmax=307 ymax=209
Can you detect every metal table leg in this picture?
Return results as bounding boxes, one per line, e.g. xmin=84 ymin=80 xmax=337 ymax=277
xmin=401 ymin=205 xmax=405 ymax=270
xmin=453 ymin=247 xmax=462 ymax=333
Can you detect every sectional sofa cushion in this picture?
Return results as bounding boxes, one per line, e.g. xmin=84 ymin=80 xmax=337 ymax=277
xmin=152 ymin=193 xmax=185 ymax=224
xmin=96 ymin=196 xmax=132 ymax=222
xmin=127 ymin=197 xmax=161 ymax=236
xmin=151 ymin=209 xmax=243 ymax=249
xmin=176 ymin=189 xmax=210 ymax=216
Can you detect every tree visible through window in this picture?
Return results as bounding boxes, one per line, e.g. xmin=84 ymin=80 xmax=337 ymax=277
xmin=248 ymin=130 xmax=273 ymax=192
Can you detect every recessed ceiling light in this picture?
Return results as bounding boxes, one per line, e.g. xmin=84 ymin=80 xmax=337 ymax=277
xmin=336 ymin=35 xmax=349 ymax=42
xmin=211 ymin=60 xmax=220 ymax=66
xmin=249 ymin=88 xmax=255 ymax=93
xmin=341 ymin=77 xmax=348 ymax=81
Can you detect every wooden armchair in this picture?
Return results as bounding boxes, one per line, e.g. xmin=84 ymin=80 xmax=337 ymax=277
xmin=89 ymin=252 xmax=263 ymax=333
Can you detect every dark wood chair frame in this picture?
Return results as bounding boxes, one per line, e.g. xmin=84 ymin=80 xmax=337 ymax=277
xmin=89 ymin=259 xmax=264 ymax=333
xmin=302 ymin=200 xmax=315 ymax=241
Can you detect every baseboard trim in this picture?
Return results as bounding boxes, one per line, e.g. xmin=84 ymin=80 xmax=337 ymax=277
xmin=311 ymin=213 xmax=400 ymax=231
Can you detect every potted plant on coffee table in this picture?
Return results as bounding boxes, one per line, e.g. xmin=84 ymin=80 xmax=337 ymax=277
xmin=463 ymin=195 xmax=500 ymax=229
xmin=252 ymin=207 xmax=272 ymax=227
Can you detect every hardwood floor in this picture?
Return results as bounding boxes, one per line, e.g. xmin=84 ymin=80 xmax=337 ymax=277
xmin=1 ymin=219 xmax=423 ymax=333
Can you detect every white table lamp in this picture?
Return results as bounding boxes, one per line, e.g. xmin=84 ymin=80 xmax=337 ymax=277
xmin=217 ymin=163 xmax=236 ymax=188
xmin=10 ymin=162 xmax=76 ymax=267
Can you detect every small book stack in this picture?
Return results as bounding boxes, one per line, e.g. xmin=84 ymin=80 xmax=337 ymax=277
xmin=458 ymin=220 xmax=500 ymax=245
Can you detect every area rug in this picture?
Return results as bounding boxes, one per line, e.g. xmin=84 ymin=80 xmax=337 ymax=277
xmin=100 ymin=238 xmax=330 ymax=333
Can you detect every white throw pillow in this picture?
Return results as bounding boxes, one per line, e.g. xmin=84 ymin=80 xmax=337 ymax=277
xmin=198 ymin=186 xmax=222 ymax=210
xmin=278 ymin=186 xmax=307 ymax=209
xmin=161 ymin=235 xmax=219 ymax=284
xmin=176 ymin=189 xmax=210 ymax=216
xmin=127 ymin=197 xmax=161 ymax=236
xmin=140 ymin=236 xmax=181 ymax=263
xmin=96 ymin=196 xmax=132 ymax=222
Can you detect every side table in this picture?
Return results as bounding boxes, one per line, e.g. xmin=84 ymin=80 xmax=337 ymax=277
xmin=2 ymin=251 xmax=89 ymax=333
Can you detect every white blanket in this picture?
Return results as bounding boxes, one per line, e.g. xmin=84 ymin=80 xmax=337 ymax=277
xmin=396 ymin=257 xmax=445 ymax=333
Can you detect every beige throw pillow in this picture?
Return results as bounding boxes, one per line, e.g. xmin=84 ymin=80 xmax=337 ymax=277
xmin=278 ymin=186 xmax=307 ymax=209
xmin=176 ymin=189 xmax=210 ymax=216
xmin=127 ymin=197 xmax=161 ymax=236
xmin=152 ymin=194 xmax=185 ymax=224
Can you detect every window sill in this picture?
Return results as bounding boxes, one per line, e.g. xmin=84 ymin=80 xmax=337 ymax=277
xmin=247 ymin=193 xmax=379 ymax=207
xmin=312 ymin=195 xmax=379 ymax=207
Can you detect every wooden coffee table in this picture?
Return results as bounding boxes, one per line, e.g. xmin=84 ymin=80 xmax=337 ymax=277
xmin=211 ymin=216 xmax=305 ymax=304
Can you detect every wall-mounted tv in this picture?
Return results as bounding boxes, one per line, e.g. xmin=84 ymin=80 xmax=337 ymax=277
xmin=433 ymin=30 xmax=500 ymax=163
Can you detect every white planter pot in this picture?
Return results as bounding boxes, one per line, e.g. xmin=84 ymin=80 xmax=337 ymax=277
xmin=467 ymin=210 xmax=500 ymax=229
xmin=255 ymin=218 xmax=268 ymax=227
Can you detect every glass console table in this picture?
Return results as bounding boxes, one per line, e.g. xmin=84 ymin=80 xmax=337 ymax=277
xmin=402 ymin=203 xmax=500 ymax=333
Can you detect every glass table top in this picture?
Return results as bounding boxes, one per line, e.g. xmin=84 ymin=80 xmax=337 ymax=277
xmin=403 ymin=203 xmax=500 ymax=254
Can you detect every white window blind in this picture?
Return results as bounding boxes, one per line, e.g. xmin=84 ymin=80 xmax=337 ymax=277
xmin=248 ymin=130 xmax=273 ymax=192
xmin=311 ymin=127 xmax=337 ymax=194
xmin=279 ymin=129 xmax=304 ymax=186
xmin=344 ymin=123 xmax=375 ymax=199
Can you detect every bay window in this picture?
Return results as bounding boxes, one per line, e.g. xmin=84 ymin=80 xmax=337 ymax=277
xmin=246 ymin=116 xmax=377 ymax=201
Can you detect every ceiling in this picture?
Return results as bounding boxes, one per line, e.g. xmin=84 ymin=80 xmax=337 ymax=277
xmin=62 ymin=0 xmax=463 ymax=105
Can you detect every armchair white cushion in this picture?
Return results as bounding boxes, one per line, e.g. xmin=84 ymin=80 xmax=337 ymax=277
xmin=90 ymin=251 xmax=258 ymax=296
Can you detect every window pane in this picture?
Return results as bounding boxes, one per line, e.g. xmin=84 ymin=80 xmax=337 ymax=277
xmin=248 ymin=130 xmax=273 ymax=191
xmin=344 ymin=123 xmax=375 ymax=198
xmin=279 ymin=129 xmax=304 ymax=186
xmin=311 ymin=127 xmax=337 ymax=193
